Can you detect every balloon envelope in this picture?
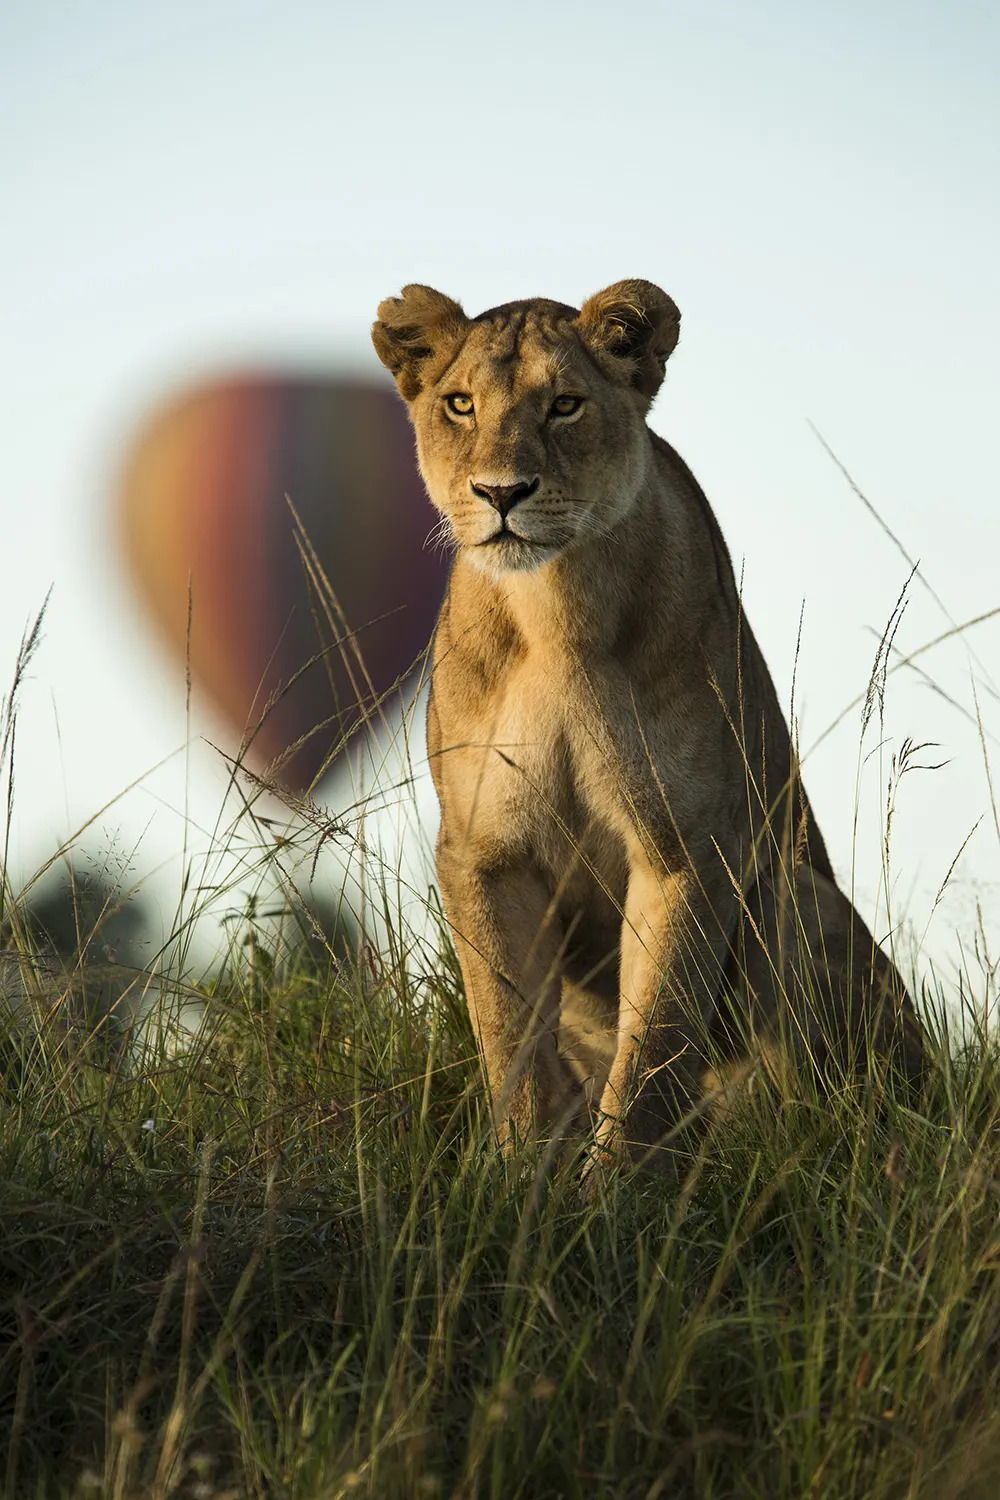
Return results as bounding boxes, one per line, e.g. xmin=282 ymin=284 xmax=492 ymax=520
xmin=119 ymin=376 xmax=446 ymax=792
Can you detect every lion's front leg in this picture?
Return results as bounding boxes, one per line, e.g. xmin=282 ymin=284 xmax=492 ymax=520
xmin=436 ymin=838 xmax=583 ymax=1147
xmin=595 ymin=851 xmax=737 ymax=1172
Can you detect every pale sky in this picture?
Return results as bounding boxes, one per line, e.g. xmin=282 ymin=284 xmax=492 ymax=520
xmin=2 ymin=0 xmax=999 ymax=986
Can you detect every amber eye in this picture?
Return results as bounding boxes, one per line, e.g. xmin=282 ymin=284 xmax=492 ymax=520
xmin=549 ymin=394 xmax=584 ymax=419
xmin=445 ymin=393 xmax=474 ymax=417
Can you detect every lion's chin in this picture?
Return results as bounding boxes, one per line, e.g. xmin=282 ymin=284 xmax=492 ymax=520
xmin=466 ymin=534 xmax=560 ymax=577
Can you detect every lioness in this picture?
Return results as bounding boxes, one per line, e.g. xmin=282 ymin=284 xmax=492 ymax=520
xmin=372 ymin=279 xmax=924 ymax=1170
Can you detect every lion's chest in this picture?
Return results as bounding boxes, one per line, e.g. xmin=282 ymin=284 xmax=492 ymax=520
xmin=436 ymin=648 xmax=633 ymax=900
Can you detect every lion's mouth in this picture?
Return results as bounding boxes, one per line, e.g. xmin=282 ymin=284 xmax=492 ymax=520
xmin=480 ymin=527 xmax=531 ymax=549
xmin=467 ymin=525 xmax=561 ymax=575
xmin=482 ymin=533 xmax=523 ymax=546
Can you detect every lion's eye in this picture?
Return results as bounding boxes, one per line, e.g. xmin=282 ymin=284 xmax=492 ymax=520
xmin=549 ymin=395 xmax=584 ymax=419
xmin=445 ymin=393 xmax=474 ymax=417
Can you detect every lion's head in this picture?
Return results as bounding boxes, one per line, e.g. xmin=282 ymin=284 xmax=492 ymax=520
xmin=372 ymin=280 xmax=681 ymax=575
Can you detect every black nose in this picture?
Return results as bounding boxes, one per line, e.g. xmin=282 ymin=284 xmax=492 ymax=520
xmin=470 ymin=476 xmax=540 ymax=518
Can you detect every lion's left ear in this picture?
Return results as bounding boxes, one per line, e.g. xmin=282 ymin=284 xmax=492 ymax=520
xmin=576 ymin=279 xmax=680 ymax=401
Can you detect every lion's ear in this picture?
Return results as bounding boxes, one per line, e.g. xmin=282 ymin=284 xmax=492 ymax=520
xmin=577 ymin=280 xmax=680 ymax=401
xmin=371 ymin=285 xmax=468 ymax=400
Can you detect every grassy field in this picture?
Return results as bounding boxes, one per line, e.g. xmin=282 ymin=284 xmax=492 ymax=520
xmin=2 ymin=890 xmax=1000 ymax=1500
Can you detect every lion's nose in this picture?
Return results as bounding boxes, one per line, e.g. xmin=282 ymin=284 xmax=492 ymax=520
xmin=469 ymin=476 xmax=540 ymax=518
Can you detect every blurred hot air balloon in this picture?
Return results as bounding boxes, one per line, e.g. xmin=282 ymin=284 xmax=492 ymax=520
xmin=118 ymin=376 xmax=447 ymax=793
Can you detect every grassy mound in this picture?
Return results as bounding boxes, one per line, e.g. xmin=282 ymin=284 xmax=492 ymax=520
xmin=2 ymin=928 xmax=999 ymax=1500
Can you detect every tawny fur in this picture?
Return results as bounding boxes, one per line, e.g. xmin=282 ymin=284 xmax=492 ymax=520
xmin=372 ymin=280 xmax=924 ymax=1171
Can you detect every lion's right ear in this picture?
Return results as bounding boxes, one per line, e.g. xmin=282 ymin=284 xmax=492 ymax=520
xmin=371 ymin=285 xmax=468 ymax=400
xmin=577 ymin=280 xmax=680 ymax=403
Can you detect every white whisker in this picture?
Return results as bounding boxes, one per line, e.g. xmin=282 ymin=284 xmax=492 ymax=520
xmin=423 ymin=516 xmax=458 ymax=557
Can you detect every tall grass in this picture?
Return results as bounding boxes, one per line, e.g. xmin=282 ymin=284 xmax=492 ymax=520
xmin=4 ymin=880 xmax=1000 ymax=1500
xmin=3 ymin=502 xmax=1000 ymax=1498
